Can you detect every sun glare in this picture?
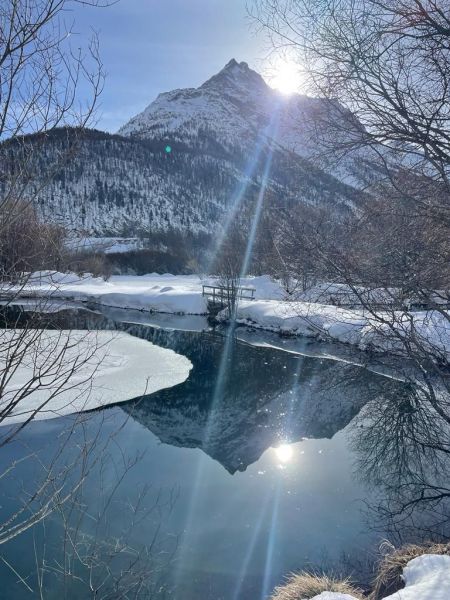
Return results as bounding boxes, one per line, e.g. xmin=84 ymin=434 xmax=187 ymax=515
xmin=269 ymin=60 xmax=303 ymax=95
xmin=274 ymin=444 xmax=294 ymax=463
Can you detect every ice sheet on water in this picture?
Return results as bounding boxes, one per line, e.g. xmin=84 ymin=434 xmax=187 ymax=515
xmin=0 ymin=330 xmax=192 ymax=425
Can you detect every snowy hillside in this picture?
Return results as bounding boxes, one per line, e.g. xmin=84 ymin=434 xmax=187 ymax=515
xmin=119 ymin=59 xmax=378 ymax=187
xmin=118 ymin=59 xmax=274 ymax=149
xmin=1 ymin=60 xmax=374 ymax=235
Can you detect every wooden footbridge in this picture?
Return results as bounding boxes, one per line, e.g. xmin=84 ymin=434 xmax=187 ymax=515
xmin=202 ymin=284 xmax=256 ymax=314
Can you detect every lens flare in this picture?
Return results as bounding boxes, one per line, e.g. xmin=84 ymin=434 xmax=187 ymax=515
xmin=206 ymin=97 xmax=282 ymax=273
xmin=268 ymin=58 xmax=304 ymax=95
xmin=274 ymin=444 xmax=293 ymax=463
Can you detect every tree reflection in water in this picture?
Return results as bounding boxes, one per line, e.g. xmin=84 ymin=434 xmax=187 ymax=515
xmin=350 ymin=377 xmax=450 ymax=542
xmin=4 ymin=303 xmax=450 ymax=547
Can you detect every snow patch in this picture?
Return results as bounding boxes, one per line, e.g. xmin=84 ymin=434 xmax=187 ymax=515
xmin=311 ymin=594 xmax=359 ymax=600
xmin=386 ymin=554 xmax=450 ymax=600
xmin=226 ymin=300 xmax=450 ymax=359
xmin=306 ymin=555 xmax=450 ymax=599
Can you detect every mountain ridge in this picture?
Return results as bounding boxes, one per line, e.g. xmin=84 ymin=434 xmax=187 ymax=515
xmin=0 ymin=59 xmax=372 ymax=236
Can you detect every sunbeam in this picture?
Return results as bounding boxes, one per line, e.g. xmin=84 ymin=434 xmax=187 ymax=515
xmin=231 ymin=494 xmax=272 ymax=600
xmin=239 ymin=148 xmax=274 ymax=281
xmin=202 ymin=103 xmax=282 ymax=445
xmin=205 ymin=150 xmax=262 ymax=274
xmin=171 ymin=451 xmax=209 ymax=593
xmin=206 ymin=98 xmax=283 ymax=273
xmin=261 ymin=479 xmax=282 ymax=599
xmin=173 ymin=101 xmax=283 ymax=599
xmin=260 ymin=357 xmax=304 ymax=598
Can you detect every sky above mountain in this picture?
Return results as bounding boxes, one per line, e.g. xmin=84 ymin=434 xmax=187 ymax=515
xmin=72 ymin=0 xmax=267 ymax=132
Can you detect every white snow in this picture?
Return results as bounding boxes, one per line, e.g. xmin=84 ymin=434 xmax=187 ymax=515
xmin=310 ymin=594 xmax=358 ymax=600
xmin=389 ymin=554 xmax=450 ymax=600
xmin=226 ymin=299 xmax=366 ymax=343
xmin=310 ymin=554 xmax=450 ymax=600
xmin=118 ymin=59 xmax=380 ymax=190
xmin=15 ymin=272 xmax=210 ymax=315
xmin=297 ymin=282 xmax=401 ymax=307
xmin=226 ymin=299 xmax=450 ymax=359
xmin=6 ymin=272 xmax=450 ymax=359
xmin=0 ymin=330 xmax=192 ymax=425
xmin=10 ymin=272 xmax=284 ymax=315
xmin=296 ymin=282 xmax=449 ymax=310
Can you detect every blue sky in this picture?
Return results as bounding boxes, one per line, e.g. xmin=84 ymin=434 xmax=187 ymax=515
xmin=71 ymin=0 xmax=267 ymax=132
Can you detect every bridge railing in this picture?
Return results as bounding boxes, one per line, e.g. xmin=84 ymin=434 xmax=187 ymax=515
xmin=201 ymin=284 xmax=256 ymax=305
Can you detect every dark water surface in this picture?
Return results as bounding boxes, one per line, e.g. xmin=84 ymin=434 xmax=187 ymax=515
xmin=0 ymin=305 xmax=417 ymax=599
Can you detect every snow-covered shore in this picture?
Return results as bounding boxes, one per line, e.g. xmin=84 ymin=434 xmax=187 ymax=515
xmin=311 ymin=554 xmax=450 ymax=600
xmin=12 ymin=272 xmax=210 ymax=314
xmin=227 ymin=299 xmax=450 ymax=359
xmin=0 ymin=330 xmax=192 ymax=425
xmin=6 ymin=271 xmax=284 ymax=314
xmin=6 ymin=272 xmax=450 ymax=359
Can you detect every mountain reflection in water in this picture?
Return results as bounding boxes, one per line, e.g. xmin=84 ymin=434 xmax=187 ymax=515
xmin=120 ymin=324 xmax=405 ymax=474
xmin=3 ymin=304 xmax=406 ymax=474
xmin=2 ymin=304 xmax=450 ymax=599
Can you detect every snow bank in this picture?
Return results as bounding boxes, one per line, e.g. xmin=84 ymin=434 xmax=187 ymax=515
xmin=384 ymin=554 xmax=450 ymax=600
xmin=1 ymin=330 xmax=192 ymax=425
xmin=13 ymin=272 xmax=209 ymax=315
xmin=226 ymin=300 xmax=450 ymax=359
xmin=308 ymin=555 xmax=450 ymax=600
xmin=224 ymin=300 xmax=367 ymax=348
xmin=310 ymin=594 xmax=358 ymax=600
xmin=239 ymin=275 xmax=286 ymax=300
xmin=9 ymin=272 xmax=286 ymax=315
xmin=7 ymin=273 xmax=450 ymax=359
xmin=388 ymin=554 xmax=450 ymax=600
xmin=297 ymin=282 xmax=399 ymax=307
xmin=297 ymin=282 xmax=449 ymax=309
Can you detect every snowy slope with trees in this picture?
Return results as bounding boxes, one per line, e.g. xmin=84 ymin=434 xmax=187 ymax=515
xmin=0 ymin=60 xmax=372 ymax=236
xmin=119 ymin=59 xmax=379 ymax=187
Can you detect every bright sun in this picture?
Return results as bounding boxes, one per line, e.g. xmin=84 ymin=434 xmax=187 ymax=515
xmin=269 ymin=60 xmax=303 ymax=95
xmin=274 ymin=444 xmax=294 ymax=463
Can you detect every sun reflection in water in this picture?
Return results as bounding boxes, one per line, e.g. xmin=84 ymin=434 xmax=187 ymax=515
xmin=274 ymin=443 xmax=294 ymax=463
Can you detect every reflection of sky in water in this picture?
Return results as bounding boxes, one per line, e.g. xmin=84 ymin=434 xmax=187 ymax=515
xmin=1 ymin=402 xmax=377 ymax=598
xmin=0 ymin=314 xmax=400 ymax=599
xmin=82 ymin=411 xmax=375 ymax=599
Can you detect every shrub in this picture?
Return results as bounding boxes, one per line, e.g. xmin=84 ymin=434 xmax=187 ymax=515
xmin=271 ymin=573 xmax=364 ymax=600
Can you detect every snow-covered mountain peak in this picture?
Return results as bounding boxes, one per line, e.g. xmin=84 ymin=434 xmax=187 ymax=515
xmin=10 ymin=61 xmax=383 ymax=236
xmin=223 ymin=58 xmax=243 ymax=69
xmin=117 ymin=59 xmax=274 ymax=143
xmin=200 ymin=58 xmax=268 ymax=95
xmin=117 ymin=59 xmax=371 ymax=186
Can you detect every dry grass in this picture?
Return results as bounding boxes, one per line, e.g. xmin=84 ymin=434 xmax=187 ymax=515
xmin=270 ymin=572 xmax=364 ymax=599
xmin=370 ymin=541 xmax=450 ymax=600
